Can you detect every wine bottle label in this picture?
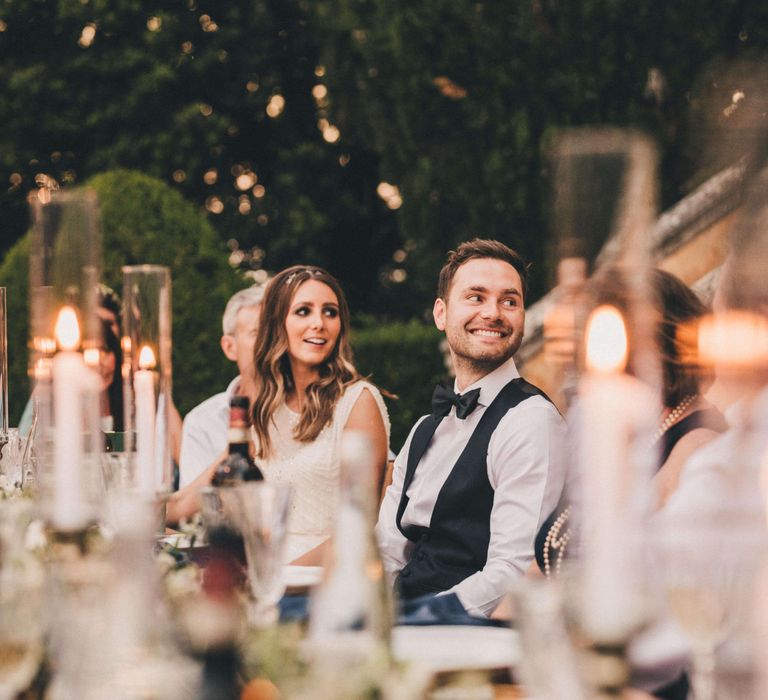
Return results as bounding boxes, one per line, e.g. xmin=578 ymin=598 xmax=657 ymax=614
xmin=227 ymin=427 xmax=250 ymax=444
xmin=228 ymin=405 xmax=249 ymax=429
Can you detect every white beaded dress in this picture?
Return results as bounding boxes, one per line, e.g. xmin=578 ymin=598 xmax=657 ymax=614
xmin=253 ymin=381 xmax=390 ymax=563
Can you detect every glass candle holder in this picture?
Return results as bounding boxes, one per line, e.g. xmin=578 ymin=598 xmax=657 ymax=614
xmin=121 ymin=265 xmax=173 ymax=497
xmin=0 ymin=287 xmax=8 ymax=440
xmin=28 ymin=189 xmax=103 ymax=531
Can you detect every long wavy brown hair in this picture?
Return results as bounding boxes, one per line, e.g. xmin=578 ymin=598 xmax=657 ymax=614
xmin=250 ymin=265 xmax=362 ymax=459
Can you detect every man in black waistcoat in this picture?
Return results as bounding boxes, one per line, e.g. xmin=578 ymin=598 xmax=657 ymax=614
xmin=376 ymin=239 xmax=566 ymax=617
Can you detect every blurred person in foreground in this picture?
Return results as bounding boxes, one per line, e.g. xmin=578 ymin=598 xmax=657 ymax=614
xmin=376 ymin=239 xmax=566 ymax=618
xmin=167 ymin=265 xmax=389 ymax=564
xmin=535 ymin=267 xmax=726 ymax=566
xmin=653 ymin=181 xmax=768 ymax=698
xmin=178 ymin=286 xmax=264 ymax=488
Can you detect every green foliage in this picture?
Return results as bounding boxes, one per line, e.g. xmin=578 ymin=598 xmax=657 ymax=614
xmin=352 ymin=320 xmax=446 ymax=450
xmin=2 ymin=0 xmax=768 ymax=323
xmin=0 ymin=0 xmax=399 ymax=314
xmin=313 ymin=0 xmax=768 ymax=297
xmin=0 ymin=236 xmax=30 ymax=427
xmin=0 ymin=170 xmax=247 ymax=423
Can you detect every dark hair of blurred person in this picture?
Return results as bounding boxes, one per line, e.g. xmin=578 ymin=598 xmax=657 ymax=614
xmin=99 ymin=318 xmax=124 ymax=432
xmin=535 ymin=268 xmax=727 ymax=577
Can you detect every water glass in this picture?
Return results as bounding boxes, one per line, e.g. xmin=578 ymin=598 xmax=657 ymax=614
xmin=231 ymin=482 xmax=291 ymax=626
xmin=0 ymin=429 xmax=23 ymax=490
xmin=0 ymin=500 xmax=43 ymax=700
xmin=654 ymin=509 xmax=766 ymax=700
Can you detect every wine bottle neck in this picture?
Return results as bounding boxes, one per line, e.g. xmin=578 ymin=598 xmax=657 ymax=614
xmin=228 ymin=439 xmax=249 ymax=457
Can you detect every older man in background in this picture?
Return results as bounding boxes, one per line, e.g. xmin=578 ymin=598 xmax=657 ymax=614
xmin=178 ymin=285 xmax=264 ymax=487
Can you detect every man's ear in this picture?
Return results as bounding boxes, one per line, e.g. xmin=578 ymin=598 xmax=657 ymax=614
xmin=433 ymin=297 xmax=447 ymax=331
xmin=220 ymin=335 xmax=237 ymax=362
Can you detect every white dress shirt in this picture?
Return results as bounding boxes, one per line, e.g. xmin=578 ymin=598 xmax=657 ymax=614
xmin=376 ymin=357 xmax=566 ymax=617
xmin=178 ymin=376 xmax=240 ymax=488
xmin=660 ymin=386 xmax=768 ymax=519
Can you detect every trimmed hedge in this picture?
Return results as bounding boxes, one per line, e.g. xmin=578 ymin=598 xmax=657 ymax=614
xmin=351 ymin=319 xmax=447 ymax=452
xmin=0 ymin=170 xmax=248 ymax=423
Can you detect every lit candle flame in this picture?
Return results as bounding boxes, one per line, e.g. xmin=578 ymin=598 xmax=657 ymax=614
xmin=585 ymin=305 xmax=628 ymax=373
xmin=83 ymin=347 xmax=100 ymax=367
xmin=138 ymin=344 xmax=157 ymax=370
xmin=54 ymin=306 xmax=81 ymax=352
xmin=699 ymin=310 xmax=768 ymax=368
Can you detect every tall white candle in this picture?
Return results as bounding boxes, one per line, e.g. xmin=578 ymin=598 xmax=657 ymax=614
xmin=134 ymin=345 xmax=157 ymax=495
xmin=52 ymin=306 xmax=88 ymax=530
xmin=579 ymin=305 xmax=655 ymax=643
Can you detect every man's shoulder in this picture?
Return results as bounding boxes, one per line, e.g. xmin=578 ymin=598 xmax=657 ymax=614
xmin=495 ymin=386 xmax=565 ymax=438
xmin=183 ymin=390 xmax=230 ymax=427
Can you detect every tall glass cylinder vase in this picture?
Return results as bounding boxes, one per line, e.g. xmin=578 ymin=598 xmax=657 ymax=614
xmin=0 ymin=287 xmax=8 ymax=445
xmin=28 ymin=189 xmax=103 ymax=532
xmin=0 ymin=287 xmax=8 ymax=443
xmin=122 ymin=265 xmax=173 ymax=499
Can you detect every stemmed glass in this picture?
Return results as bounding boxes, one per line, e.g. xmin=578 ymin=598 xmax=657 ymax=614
xmin=0 ymin=501 xmax=43 ymax=700
xmin=654 ymin=508 xmax=766 ymax=700
xmin=230 ymin=482 xmax=292 ymax=627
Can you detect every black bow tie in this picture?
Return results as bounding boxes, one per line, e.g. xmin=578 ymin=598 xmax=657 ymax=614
xmin=431 ymin=383 xmax=481 ymax=420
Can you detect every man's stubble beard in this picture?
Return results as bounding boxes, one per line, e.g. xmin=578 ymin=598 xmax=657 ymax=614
xmin=446 ymin=326 xmax=524 ymax=379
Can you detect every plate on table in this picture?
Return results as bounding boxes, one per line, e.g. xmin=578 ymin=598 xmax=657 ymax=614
xmin=158 ymin=532 xmax=195 ymax=549
xmin=392 ymin=625 xmax=520 ymax=672
xmin=283 ymin=565 xmax=324 ymax=589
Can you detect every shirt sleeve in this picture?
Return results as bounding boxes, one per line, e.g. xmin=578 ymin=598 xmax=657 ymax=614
xmin=178 ymin=408 xmax=218 ymax=488
xmin=450 ymin=399 xmax=566 ymax=616
xmin=375 ymin=417 xmax=427 ymax=576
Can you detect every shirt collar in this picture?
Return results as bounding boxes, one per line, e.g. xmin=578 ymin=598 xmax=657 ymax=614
xmin=453 ymin=356 xmax=520 ymax=408
xmin=225 ymin=375 xmax=242 ymax=397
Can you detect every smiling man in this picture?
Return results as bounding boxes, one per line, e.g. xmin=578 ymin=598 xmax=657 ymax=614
xmin=376 ymin=239 xmax=566 ymax=617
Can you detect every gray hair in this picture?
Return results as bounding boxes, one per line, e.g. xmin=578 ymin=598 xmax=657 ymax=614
xmin=222 ymin=285 xmax=265 ymax=335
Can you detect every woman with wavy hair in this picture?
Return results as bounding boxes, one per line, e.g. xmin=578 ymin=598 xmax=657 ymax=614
xmin=167 ymin=265 xmax=390 ymax=564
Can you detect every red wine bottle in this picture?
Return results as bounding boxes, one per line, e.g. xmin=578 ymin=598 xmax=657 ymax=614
xmin=211 ymin=396 xmax=264 ymax=486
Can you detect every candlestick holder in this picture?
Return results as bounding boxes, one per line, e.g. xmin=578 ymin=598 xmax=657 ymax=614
xmin=121 ymin=265 xmax=173 ymax=499
xmin=28 ymin=189 xmax=103 ymax=532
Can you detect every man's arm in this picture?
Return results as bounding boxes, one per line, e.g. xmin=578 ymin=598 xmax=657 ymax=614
xmin=375 ymin=418 xmax=426 ymax=576
xmin=449 ymin=399 xmax=566 ymax=616
xmin=178 ymin=405 xmax=221 ymax=488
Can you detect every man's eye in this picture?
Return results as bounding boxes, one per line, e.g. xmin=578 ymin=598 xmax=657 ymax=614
xmin=467 ymin=295 xmax=482 ymax=302
xmin=502 ymin=299 xmax=518 ymax=307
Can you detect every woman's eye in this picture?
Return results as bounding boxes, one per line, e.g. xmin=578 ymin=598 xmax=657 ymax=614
xmin=323 ymin=307 xmax=338 ymax=318
xmin=295 ymin=306 xmax=309 ymax=316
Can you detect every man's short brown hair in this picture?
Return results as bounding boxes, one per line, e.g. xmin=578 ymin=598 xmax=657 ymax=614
xmin=437 ymin=238 xmax=529 ymax=301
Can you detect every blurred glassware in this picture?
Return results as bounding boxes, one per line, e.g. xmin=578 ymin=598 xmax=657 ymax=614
xmin=0 ymin=499 xmax=44 ymax=700
xmin=512 ymin=578 xmax=585 ymax=700
xmin=20 ymin=399 xmax=39 ymax=489
xmin=231 ymin=481 xmax=291 ymax=627
xmin=0 ymin=429 xmax=22 ymax=491
xmin=654 ymin=507 xmax=767 ymax=700
xmin=0 ymin=288 xmax=8 ymax=446
xmin=28 ymin=189 xmax=103 ymax=532
xmin=304 ymin=431 xmax=391 ymax=700
xmin=121 ymin=265 xmax=174 ymax=498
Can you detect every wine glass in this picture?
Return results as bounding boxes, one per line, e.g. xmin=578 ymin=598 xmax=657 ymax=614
xmin=654 ymin=508 xmax=766 ymax=700
xmin=230 ymin=482 xmax=291 ymax=627
xmin=0 ymin=500 xmax=43 ymax=700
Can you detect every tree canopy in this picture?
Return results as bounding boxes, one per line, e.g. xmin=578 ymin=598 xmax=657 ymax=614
xmin=1 ymin=1 xmax=768 ymax=314
xmin=0 ymin=170 xmax=245 ymax=423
